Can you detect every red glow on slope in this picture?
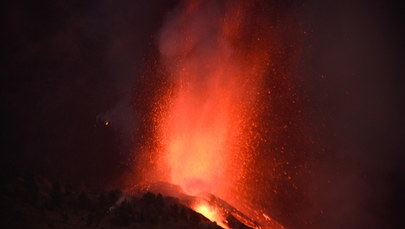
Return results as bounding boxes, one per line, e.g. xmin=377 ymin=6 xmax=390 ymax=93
xmin=193 ymin=200 xmax=228 ymax=228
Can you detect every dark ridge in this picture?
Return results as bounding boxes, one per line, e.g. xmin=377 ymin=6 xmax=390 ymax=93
xmin=0 ymin=175 xmax=222 ymax=229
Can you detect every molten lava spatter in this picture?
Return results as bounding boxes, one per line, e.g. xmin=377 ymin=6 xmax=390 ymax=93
xmin=131 ymin=0 xmax=303 ymax=228
xmin=193 ymin=201 xmax=227 ymax=228
xmin=127 ymin=181 xmax=284 ymax=229
xmin=157 ymin=0 xmax=271 ymax=199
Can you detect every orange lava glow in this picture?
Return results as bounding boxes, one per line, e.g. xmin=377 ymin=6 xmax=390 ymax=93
xmin=131 ymin=0 xmax=303 ymax=228
xmin=156 ymin=0 xmax=271 ymax=199
xmin=193 ymin=201 xmax=228 ymax=229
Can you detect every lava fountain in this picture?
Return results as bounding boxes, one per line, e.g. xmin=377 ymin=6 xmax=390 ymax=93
xmin=131 ymin=0 xmax=302 ymax=228
xmin=156 ymin=0 xmax=273 ymax=199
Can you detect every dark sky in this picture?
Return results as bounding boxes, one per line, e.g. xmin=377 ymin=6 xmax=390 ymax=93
xmin=1 ymin=0 xmax=404 ymax=228
xmin=1 ymin=0 xmax=178 ymax=187
xmin=297 ymin=0 xmax=404 ymax=228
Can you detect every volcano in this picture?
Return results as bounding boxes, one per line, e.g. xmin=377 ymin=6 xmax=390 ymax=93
xmin=128 ymin=182 xmax=284 ymax=229
xmin=129 ymin=1 xmax=303 ymax=228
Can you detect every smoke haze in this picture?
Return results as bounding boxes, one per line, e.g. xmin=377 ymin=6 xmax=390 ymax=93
xmin=1 ymin=0 xmax=403 ymax=228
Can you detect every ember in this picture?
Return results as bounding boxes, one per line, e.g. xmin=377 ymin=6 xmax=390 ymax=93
xmin=154 ymin=0 xmax=272 ymax=201
xmin=131 ymin=0 xmax=301 ymax=228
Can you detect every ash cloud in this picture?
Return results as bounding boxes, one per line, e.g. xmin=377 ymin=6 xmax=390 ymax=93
xmin=158 ymin=0 xmax=226 ymax=71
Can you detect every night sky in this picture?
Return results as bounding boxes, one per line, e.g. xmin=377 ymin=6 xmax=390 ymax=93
xmin=1 ymin=0 xmax=404 ymax=228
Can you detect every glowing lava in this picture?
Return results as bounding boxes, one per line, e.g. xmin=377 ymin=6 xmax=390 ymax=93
xmin=193 ymin=200 xmax=228 ymax=228
xmin=155 ymin=0 xmax=272 ymax=199
xmin=145 ymin=0 xmax=270 ymax=216
xmin=131 ymin=0 xmax=302 ymax=228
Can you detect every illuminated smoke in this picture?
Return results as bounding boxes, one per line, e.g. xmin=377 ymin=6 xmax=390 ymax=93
xmin=131 ymin=0 xmax=302 ymax=227
xmin=155 ymin=0 xmax=271 ymax=199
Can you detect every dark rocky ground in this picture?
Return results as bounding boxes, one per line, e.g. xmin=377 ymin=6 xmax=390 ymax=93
xmin=0 ymin=176 xmax=222 ymax=229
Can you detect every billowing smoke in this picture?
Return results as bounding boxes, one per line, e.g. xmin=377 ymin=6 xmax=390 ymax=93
xmin=131 ymin=0 xmax=404 ymax=229
xmin=132 ymin=0 xmax=303 ymax=228
xmin=2 ymin=0 xmax=402 ymax=228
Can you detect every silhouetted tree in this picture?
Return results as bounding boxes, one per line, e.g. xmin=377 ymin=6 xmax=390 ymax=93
xmin=98 ymin=192 xmax=108 ymax=209
xmin=78 ymin=191 xmax=91 ymax=210
xmin=64 ymin=183 xmax=75 ymax=196
xmin=86 ymin=213 xmax=94 ymax=227
xmin=156 ymin=193 xmax=165 ymax=209
xmin=111 ymin=200 xmax=134 ymax=226
xmin=141 ymin=192 xmax=156 ymax=206
xmin=171 ymin=204 xmax=179 ymax=222
xmin=108 ymin=189 xmax=121 ymax=205
xmin=50 ymin=182 xmax=63 ymax=208
xmin=24 ymin=176 xmax=39 ymax=206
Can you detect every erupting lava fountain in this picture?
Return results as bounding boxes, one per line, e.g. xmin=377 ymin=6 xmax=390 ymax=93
xmin=130 ymin=0 xmax=302 ymax=228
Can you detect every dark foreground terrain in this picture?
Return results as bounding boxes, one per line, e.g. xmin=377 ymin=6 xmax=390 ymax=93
xmin=0 ymin=176 xmax=222 ymax=229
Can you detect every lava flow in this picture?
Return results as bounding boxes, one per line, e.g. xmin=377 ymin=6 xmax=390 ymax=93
xmin=193 ymin=200 xmax=226 ymax=228
xmin=130 ymin=0 xmax=301 ymax=228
